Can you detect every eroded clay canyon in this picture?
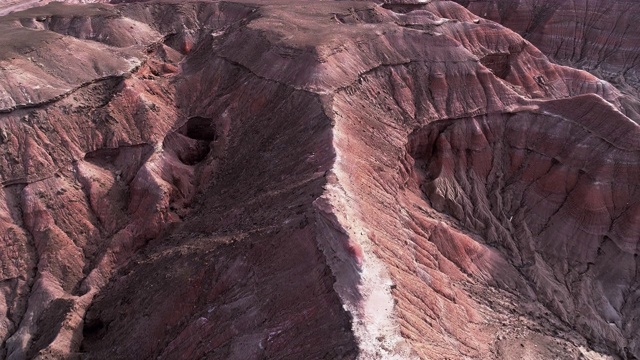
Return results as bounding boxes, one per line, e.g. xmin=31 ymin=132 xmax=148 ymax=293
xmin=0 ymin=0 xmax=638 ymax=359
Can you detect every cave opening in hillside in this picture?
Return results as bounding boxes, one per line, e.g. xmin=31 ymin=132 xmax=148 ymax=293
xmin=180 ymin=116 xmax=216 ymax=142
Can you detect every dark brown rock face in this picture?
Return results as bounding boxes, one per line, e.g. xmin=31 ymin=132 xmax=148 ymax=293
xmin=0 ymin=1 xmax=638 ymax=359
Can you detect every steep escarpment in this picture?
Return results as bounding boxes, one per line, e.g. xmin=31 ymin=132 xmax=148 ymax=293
xmin=324 ymin=3 xmax=640 ymax=357
xmin=0 ymin=1 xmax=639 ymax=359
xmin=456 ymin=0 xmax=640 ymax=117
xmin=408 ymin=96 xmax=640 ymax=357
xmin=82 ymin=56 xmax=356 ymax=359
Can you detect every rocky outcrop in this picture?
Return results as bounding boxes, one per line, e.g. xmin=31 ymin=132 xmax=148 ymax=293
xmin=0 ymin=1 xmax=638 ymax=359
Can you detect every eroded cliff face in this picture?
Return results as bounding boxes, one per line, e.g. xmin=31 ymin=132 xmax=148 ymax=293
xmin=455 ymin=0 xmax=640 ymax=118
xmin=0 ymin=1 xmax=638 ymax=359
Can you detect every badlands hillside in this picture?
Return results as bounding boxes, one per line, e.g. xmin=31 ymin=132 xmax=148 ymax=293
xmin=0 ymin=0 xmax=638 ymax=359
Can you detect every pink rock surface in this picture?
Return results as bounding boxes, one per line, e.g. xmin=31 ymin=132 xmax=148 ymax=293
xmin=0 ymin=1 xmax=638 ymax=359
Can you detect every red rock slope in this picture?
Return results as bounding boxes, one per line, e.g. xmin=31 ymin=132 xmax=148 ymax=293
xmin=456 ymin=0 xmax=640 ymax=115
xmin=0 ymin=1 xmax=638 ymax=359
